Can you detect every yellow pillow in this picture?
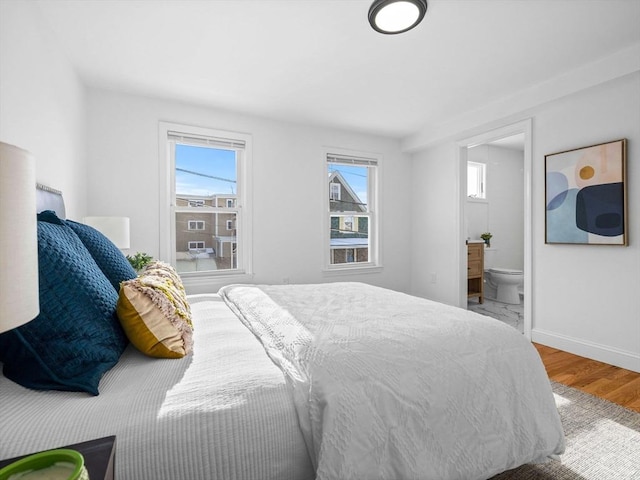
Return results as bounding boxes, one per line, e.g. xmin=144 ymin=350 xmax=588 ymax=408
xmin=117 ymin=266 xmax=193 ymax=358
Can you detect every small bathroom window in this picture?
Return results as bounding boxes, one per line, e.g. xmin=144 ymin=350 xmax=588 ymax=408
xmin=468 ymin=162 xmax=486 ymax=199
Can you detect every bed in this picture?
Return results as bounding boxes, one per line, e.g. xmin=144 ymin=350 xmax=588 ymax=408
xmin=0 ymin=185 xmax=565 ymax=480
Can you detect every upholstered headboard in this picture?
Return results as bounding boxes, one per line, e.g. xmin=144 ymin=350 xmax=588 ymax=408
xmin=36 ymin=183 xmax=65 ymax=219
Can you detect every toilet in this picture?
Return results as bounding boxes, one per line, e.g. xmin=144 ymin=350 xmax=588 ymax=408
xmin=484 ymin=247 xmax=523 ymax=305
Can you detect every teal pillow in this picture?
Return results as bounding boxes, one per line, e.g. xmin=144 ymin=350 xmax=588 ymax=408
xmin=66 ymin=220 xmax=137 ymax=292
xmin=0 ymin=211 xmax=128 ymax=395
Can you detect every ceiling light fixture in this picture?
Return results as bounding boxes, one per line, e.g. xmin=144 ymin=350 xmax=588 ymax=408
xmin=368 ymin=0 xmax=428 ymax=35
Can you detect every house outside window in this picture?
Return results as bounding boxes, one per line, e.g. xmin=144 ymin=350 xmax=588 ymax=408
xmin=325 ymin=149 xmax=380 ymax=270
xmin=159 ymin=122 xmax=252 ymax=277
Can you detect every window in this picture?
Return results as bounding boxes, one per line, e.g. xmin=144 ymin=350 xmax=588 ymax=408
xmin=346 ymin=248 xmax=355 ymax=263
xmin=325 ymin=150 xmax=380 ymax=270
xmin=329 ymin=183 xmax=341 ymax=201
xmin=188 ymin=220 xmax=205 ymax=230
xmin=468 ymin=161 xmax=486 ymax=199
xmin=160 ymin=122 xmax=252 ymax=277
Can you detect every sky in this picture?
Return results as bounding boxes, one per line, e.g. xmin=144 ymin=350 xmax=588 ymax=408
xmin=175 ymin=144 xmax=237 ymax=197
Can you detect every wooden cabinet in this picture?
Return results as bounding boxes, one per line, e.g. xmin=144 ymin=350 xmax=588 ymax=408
xmin=467 ymin=242 xmax=484 ymax=304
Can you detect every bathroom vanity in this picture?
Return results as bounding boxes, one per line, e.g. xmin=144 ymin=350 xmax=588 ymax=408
xmin=467 ymin=241 xmax=484 ymax=304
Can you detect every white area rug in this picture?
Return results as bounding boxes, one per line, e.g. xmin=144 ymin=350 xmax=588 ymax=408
xmin=492 ymin=381 xmax=640 ymax=479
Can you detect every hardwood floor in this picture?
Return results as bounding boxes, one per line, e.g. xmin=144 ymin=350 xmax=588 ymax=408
xmin=534 ymin=343 xmax=640 ymax=413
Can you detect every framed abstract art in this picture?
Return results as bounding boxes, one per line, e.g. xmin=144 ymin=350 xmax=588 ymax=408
xmin=545 ymin=139 xmax=627 ymax=245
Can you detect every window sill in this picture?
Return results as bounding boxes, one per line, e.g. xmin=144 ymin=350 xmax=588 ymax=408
xmin=181 ymin=270 xmax=253 ymax=293
xmin=323 ymin=264 xmax=383 ymax=277
xmin=467 ymin=197 xmax=488 ymax=204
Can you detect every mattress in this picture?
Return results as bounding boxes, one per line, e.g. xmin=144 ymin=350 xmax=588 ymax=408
xmin=0 ymin=294 xmax=315 ymax=480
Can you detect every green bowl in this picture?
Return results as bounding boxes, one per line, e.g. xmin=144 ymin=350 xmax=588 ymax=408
xmin=0 ymin=449 xmax=87 ymax=480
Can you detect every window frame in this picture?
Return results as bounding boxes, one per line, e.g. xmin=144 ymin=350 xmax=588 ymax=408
xmin=159 ymin=122 xmax=253 ymax=283
xmin=323 ymin=147 xmax=382 ymax=274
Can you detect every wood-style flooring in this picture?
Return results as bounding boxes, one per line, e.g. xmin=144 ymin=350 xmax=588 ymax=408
xmin=534 ymin=343 xmax=640 ymax=413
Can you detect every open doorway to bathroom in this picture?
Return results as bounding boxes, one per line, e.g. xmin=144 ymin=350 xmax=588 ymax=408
xmin=466 ymin=135 xmax=525 ymax=332
xmin=456 ymin=120 xmax=532 ymax=338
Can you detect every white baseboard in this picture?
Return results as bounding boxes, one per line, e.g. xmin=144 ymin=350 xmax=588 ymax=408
xmin=532 ymin=329 xmax=640 ymax=373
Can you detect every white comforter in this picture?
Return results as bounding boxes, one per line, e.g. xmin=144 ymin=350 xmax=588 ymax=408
xmin=220 ymin=282 xmax=565 ymax=480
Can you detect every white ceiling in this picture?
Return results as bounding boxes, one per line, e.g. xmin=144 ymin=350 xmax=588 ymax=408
xmin=33 ymin=0 xmax=640 ymax=139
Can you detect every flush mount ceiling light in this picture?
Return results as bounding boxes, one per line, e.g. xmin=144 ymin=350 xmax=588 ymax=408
xmin=369 ymin=0 xmax=428 ymax=34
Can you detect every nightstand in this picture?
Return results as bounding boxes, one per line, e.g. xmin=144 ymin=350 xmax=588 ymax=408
xmin=0 ymin=436 xmax=116 ymax=480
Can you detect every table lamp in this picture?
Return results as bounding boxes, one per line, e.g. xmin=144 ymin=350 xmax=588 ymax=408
xmin=0 ymin=142 xmax=40 ymax=333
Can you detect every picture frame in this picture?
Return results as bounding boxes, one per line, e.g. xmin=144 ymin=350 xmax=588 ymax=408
xmin=545 ymin=138 xmax=627 ymax=245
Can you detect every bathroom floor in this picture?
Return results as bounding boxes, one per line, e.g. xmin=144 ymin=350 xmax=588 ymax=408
xmin=468 ymin=297 xmax=524 ymax=334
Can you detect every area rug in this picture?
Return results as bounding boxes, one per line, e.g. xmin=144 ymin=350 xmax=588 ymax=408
xmin=491 ymin=381 xmax=640 ymax=479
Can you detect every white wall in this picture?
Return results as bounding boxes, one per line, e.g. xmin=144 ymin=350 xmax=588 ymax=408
xmin=0 ymin=1 xmax=86 ymax=219
xmin=410 ymin=142 xmax=460 ymax=305
xmin=531 ymin=72 xmax=640 ymax=371
xmin=467 ymin=145 xmax=524 ymax=270
xmin=411 ymin=72 xmax=640 ymax=372
xmin=86 ymin=89 xmax=413 ymax=294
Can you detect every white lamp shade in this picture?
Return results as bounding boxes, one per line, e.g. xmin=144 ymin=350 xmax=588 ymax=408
xmin=0 ymin=142 xmax=40 ymax=333
xmin=82 ymin=216 xmax=130 ymax=249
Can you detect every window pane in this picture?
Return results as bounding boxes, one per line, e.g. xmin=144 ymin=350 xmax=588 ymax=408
xmin=175 ymin=143 xmax=238 ymax=274
xmin=328 ymin=164 xmax=368 ymax=213
xmin=468 ymin=162 xmax=485 ymax=199
xmin=330 ymin=214 xmax=369 ymax=264
xmin=176 ymin=144 xmax=237 ymax=199
xmin=175 ymin=211 xmax=237 ymax=273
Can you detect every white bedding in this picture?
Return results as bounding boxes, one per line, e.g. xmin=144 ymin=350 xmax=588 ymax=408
xmin=0 ymin=294 xmax=314 ymax=480
xmin=220 ymin=282 xmax=566 ymax=480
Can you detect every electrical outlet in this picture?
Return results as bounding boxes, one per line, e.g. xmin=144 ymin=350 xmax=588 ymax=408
xmin=282 ymin=277 xmax=290 ymax=284
xmin=430 ymin=272 xmax=437 ymax=284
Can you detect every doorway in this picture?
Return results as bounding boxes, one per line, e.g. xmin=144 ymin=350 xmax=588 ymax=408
xmin=456 ymin=120 xmax=533 ymax=339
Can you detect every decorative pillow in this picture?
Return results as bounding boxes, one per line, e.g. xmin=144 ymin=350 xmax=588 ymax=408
xmin=66 ymin=219 xmax=137 ymax=292
xmin=117 ymin=262 xmax=193 ymax=358
xmin=140 ymin=261 xmax=186 ymax=289
xmin=0 ymin=211 xmax=128 ymax=395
